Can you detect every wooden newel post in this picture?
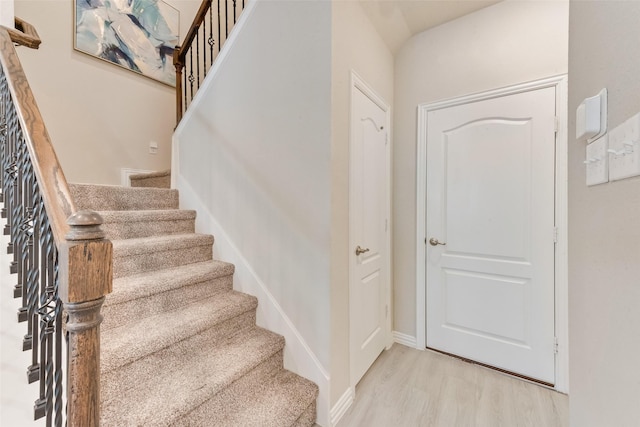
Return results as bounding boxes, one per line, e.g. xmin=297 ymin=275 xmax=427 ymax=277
xmin=59 ymin=210 xmax=113 ymax=427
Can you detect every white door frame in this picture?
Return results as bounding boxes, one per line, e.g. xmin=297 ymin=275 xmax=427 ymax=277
xmin=349 ymin=70 xmax=393 ymax=388
xmin=415 ymin=75 xmax=569 ymax=393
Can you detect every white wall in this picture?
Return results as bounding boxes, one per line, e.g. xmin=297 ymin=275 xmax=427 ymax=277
xmin=568 ymin=2 xmax=640 ymax=425
xmin=0 ymin=0 xmax=14 ymax=28
xmin=13 ymin=0 xmax=199 ymax=185
xmin=330 ymin=0 xmax=394 ymax=412
xmin=173 ymin=0 xmax=332 ymax=423
xmin=393 ymin=0 xmax=569 ymax=339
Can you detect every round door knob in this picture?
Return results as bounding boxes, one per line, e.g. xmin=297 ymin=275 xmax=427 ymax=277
xmin=429 ymin=238 xmax=446 ymax=246
xmin=355 ymin=245 xmax=370 ymax=255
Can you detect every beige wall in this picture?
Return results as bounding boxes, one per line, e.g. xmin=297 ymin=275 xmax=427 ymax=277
xmin=568 ymin=2 xmax=640 ymax=425
xmin=393 ymin=0 xmax=569 ymax=338
xmin=14 ymin=0 xmax=199 ymax=185
xmin=331 ymin=0 xmax=394 ymax=406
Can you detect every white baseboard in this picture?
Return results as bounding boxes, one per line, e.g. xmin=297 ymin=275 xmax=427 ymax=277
xmin=120 ymin=168 xmax=153 ymax=187
xmin=175 ymin=176 xmax=330 ymax=427
xmin=330 ymin=387 xmax=354 ymax=427
xmin=393 ymin=331 xmax=418 ymax=349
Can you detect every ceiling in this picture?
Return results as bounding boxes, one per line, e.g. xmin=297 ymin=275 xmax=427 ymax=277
xmin=358 ymin=0 xmax=502 ymax=53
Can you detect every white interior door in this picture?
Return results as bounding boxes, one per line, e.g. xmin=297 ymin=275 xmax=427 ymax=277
xmin=426 ymin=86 xmax=556 ymax=384
xmin=350 ymin=77 xmax=390 ymax=386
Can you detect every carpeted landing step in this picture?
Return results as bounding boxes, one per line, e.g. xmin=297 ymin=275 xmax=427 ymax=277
xmin=69 ymin=183 xmax=318 ymax=426
xmin=129 ymin=169 xmax=171 ymax=188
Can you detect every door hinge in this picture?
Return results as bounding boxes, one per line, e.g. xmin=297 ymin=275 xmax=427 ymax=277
xmin=554 ymin=116 xmax=559 ymax=133
xmin=553 ymin=226 xmax=558 ymax=243
xmin=554 ymin=336 xmax=559 ymax=354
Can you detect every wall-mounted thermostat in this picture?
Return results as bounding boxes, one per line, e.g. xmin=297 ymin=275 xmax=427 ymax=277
xmin=576 ymin=88 xmax=607 ymax=143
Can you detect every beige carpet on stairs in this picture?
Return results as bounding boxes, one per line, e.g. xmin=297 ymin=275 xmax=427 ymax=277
xmin=129 ymin=169 xmax=171 ymax=188
xmin=69 ymin=181 xmax=318 ymax=427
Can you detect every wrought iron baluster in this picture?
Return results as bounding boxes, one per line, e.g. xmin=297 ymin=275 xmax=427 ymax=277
xmin=183 ymin=65 xmax=188 ymax=117
xmin=7 ymin=108 xmax=19 ymax=276
xmin=202 ymin=13 xmax=207 ymax=79
xmin=189 ymin=48 xmax=195 ymax=109
xmin=0 ymin=77 xmax=5 ymax=202
xmin=218 ymin=0 xmax=221 ymax=57
xmin=174 ymin=0 xmax=246 ymax=124
xmin=53 ymin=262 xmax=64 ymax=427
xmin=225 ymin=0 xmax=228 ymax=38
xmin=209 ymin=5 xmax=215 ymax=65
xmin=196 ymin=29 xmax=200 ymax=90
xmin=1 ymin=55 xmax=69 ymax=427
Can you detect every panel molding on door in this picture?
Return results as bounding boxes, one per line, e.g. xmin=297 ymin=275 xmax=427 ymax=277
xmin=415 ymin=76 xmax=568 ymax=386
xmin=348 ymin=71 xmax=391 ymax=387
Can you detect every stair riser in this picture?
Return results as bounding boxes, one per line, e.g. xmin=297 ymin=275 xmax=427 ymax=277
xmin=113 ymin=244 xmax=212 ymax=278
xmin=102 ymin=274 xmax=233 ymax=331
xmin=131 ymin=175 xmax=170 ymax=189
xmin=176 ymin=350 xmax=285 ymax=426
xmin=102 ymin=218 xmax=195 ymax=240
xmin=101 ymin=310 xmax=258 ymax=375
xmin=70 ymin=184 xmax=179 ymax=211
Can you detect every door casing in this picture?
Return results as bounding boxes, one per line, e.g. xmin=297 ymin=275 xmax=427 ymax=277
xmin=415 ymin=75 xmax=569 ymax=392
xmin=349 ymin=70 xmax=393 ymax=388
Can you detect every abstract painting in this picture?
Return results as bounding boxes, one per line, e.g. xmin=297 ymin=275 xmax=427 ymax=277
xmin=75 ymin=0 xmax=179 ymax=86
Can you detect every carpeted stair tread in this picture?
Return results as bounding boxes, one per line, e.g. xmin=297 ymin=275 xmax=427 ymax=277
xmin=112 ymin=233 xmax=213 ymax=256
xmin=101 ymin=290 xmax=258 ymax=374
xmin=99 ymin=209 xmax=196 ymax=239
xmin=70 ymin=183 xmax=178 ymax=211
xmin=111 ymin=233 xmax=214 ymax=278
xmin=181 ymin=368 xmax=319 ymax=427
xmin=102 ymin=261 xmax=235 ymax=331
xmin=129 ymin=169 xmax=171 ymax=188
xmin=101 ymin=327 xmax=285 ymax=426
xmin=106 ymin=260 xmax=234 ymax=307
xmin=71 ymin=182 xmax=319 ymax=424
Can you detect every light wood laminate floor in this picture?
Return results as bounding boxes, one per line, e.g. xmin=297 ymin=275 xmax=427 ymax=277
xmin=338 ymin=344 xmax=568 ymax=427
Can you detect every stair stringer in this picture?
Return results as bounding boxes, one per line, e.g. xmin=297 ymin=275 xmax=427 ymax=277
xmin=175 ymin=175 xmax=330 ymax=427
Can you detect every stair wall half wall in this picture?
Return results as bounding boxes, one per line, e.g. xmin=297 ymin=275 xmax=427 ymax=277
xmin=173 ymin=2 xmax=333 ymax=425
xmin=176 ymin=176 xmax=330 ymax=426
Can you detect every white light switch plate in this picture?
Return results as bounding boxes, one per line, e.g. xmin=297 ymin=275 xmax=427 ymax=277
xmin=586 ymin=135 xmax=608 ymax=186
xmin=609 ymin=113 xmax=640 ymax=181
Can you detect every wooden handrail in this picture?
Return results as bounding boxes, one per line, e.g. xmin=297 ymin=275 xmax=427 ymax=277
xmin=0 ymin=24 xmax=112 ymax=426
xmin=174 ymin=0 xmax=246 ymax=124
xmin=177 ymin=0 xmax=214 ymax=63
xmin=1 ymin=17 xmax=41 ymax=49
xmin=0 ymin=28 xmax=71 ymax=243
xmin=173 ymin=0 xmax=214 ymax=124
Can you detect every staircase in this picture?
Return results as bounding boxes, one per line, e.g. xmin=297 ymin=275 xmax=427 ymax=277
xmin=68 ymin=182 xmax=318 ymax=426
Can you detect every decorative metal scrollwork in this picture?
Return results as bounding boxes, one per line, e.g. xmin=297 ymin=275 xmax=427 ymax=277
xmin=1 ymin=56 xmax=66 ymax=427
